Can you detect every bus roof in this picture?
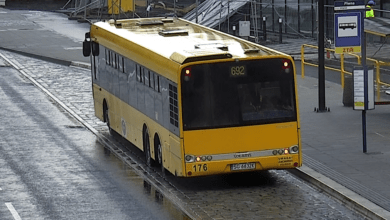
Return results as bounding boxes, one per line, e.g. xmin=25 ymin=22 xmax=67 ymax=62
xmin=91 ymin=17 xmax=289 ymax=66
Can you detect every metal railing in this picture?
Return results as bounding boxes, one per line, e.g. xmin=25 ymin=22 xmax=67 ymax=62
xmin=301 ymin=44 xmax=390 ymax=100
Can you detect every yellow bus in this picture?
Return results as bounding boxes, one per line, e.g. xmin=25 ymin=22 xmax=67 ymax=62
xmin=83 ymin=17 xmax=302 ymax=177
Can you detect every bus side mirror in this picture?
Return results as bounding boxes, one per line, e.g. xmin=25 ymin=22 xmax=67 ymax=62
xmin=83 ymin=32 xmax=92 ymax=57
xmin=92 ymin=42 xmax=99 ymax=56
xmin=83 ymin=40 xmax=91 ymax=57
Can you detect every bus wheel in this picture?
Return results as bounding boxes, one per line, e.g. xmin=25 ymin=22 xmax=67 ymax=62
xmin=156 ymin=143 xmax=162 ymax=166
xmin=143 ymin=131 xmax=155 ymax=167
xmin=154 ymin=136 xmax=162 ymax=166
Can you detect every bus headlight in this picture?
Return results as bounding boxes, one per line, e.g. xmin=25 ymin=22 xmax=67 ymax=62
xmin=186 ymin=155 xmax=213 ymax=163
xmin=185 ymin=155 xmax=195 ymax=162
xmin=289 ymin=145 xmax=299 ymax=154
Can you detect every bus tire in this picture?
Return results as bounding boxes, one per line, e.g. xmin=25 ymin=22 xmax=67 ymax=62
xmin=143 ymin=129 xmax=155 ymax=167
xmin=154 ymin=135 xmax=162 ymax=167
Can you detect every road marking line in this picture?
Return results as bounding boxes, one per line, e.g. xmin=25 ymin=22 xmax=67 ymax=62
xmin=63 ymin=47 xmax=82 ymax=50
xmin=375 ymin=132 xmax=385 ymax=137
xmin=5 ymin=203 xmax=22 ymax=220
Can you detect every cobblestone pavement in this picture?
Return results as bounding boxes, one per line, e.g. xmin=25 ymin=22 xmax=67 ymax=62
xmin=0 ymin=50 xmax=370 ymax=219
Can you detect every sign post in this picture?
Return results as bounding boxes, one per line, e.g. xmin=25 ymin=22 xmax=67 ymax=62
xmin=334 ymin=0 xmax=373 ymax=153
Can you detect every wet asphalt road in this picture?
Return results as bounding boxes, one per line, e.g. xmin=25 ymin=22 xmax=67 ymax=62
xmin=0 ymin=66 xmax=187 ymax=219
xmin=0 ymin=51 xmax=371 ymax=219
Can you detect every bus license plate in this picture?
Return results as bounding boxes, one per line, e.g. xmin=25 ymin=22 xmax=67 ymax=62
xmin=231 ymin=163 xmax=255 ymax=171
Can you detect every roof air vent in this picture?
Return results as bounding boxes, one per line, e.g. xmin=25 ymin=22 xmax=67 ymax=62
xmin=244 ymin=49 xmax=260 ymax=54
xmin=159 ymin=29 xmax=189 ymax=37
xmin=137 ymin=20 xmax=164 ymax=26
xmin=195 ymin=43 xmax=228 ymax=51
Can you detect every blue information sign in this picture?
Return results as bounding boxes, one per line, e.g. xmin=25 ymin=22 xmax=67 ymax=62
xmin=334 ymin=12 xmax=362 ymax=53
xmin=334 ymin=0 xmax=365 ymax=11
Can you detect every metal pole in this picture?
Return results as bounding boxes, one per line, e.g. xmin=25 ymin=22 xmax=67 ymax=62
xmin=361 ymin=10 xmax=368 ymax=153
xmin=279 ymin=18 xmax=282 ymax=43
xmin=318 ymin=0 xmax=326 ymax=112
xmin=298 ymin=0 xmax=300 ymax=33
xmin=219 ymin=0 xmax=222 ymax=30
xmin=311 ymin=0 xmax=314 ymax=37
xmin=84 ymin=0 xmax=87 ymax=20
xmin=228 ymin=0 xmax=230 ymax=34
xmin=272 ymin=0 xmax=275 ymax=32
xmin=174 ymin=0 xmax=176 ymax=17
xmin=196 ymin=0 xmax=198 ymax=23
xmin=284 ymin=0 xmax=287 ymax=34
xmin=260 ymin=0 xmax=263 ymax=30
xmin=263 ymin=16 xmax=267 ymax=41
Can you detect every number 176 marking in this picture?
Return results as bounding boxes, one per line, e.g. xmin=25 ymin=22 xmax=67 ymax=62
xmin=193 ymin=164 xmax=208 ymax=172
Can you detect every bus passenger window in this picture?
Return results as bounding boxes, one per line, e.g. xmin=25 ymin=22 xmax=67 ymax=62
xmin=110 ymin=51 xmax=114 ymax=67
xmin=122 ymin=57 xmax=125 ymax=73
xmin=114 ymin=53 xmax=117 ymax=69
xmin=156 ymin=75 xmax=160 ymax=92
xmin=108 ymin=50 xmax=111 ymax=65
xmin=148 ymin=71 xmax=151 ymax=88
xmin=105 ymin=49 xmax=109 ymax=65
xmin=142 ymin=68 xmax=146 ymax=85
xmin=137 ymin=65 xmax=142 ymax=83
xmin=116 ymin=54 xmax=119 ymax=69
xmin=93 ymin=56 xmax=97 ymax=79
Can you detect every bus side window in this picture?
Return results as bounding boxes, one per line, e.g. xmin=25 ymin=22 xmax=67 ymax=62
xmin=155 ymin=74 xmax=160 ymax=92
xmin=105 ymin=49 xmax=109 ymax=65
xmin=148 ymin=71 xmax=152 ymax=88
xmin=114 ymin=53 xmax=117 ymax=69
xmin=142 ymin=68 xmax=146 ymax=85
xmin=93 ymin=56 xmax=97 ymax=79
xmin=122 ymin=57 xmax=125 ymax=73
xmin=157 ymin=75 xmax=160 ymax=92
xmin=111 ymin=51 xmax=114 ymax=67
xmin=136 ymin=65 xmax=141 ymax=83
xmin=116 ymin=54 xmax=119 ymax=69
xmin=107 ymin=50 xmax=111 ymax=66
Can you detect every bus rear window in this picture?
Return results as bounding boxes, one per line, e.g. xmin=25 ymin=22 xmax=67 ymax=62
xmin=181 ymin=59 xmax=297 ymax=131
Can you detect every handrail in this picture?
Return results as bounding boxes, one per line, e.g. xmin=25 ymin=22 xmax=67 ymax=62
xmin=301 ymin=44 xmax=390 ymax=100
xmin=301 ymin=44 xmax=352 ymax=88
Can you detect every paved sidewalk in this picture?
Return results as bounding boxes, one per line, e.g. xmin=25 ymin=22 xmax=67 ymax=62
xmin=0 ymin=8 xmax=89 ymax=64
xmin=1 ymin=7 xmax=390 ymax=219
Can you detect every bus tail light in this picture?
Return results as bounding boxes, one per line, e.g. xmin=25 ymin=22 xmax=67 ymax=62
xmin=184 ymin=68 xmax=192 ymax=81
xmin=282 ymin=59 xmax=291 ymax=73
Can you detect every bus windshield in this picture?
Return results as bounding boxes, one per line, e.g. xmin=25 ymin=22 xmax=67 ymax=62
xmin=181 ymin=59 xmax=297 ymax=131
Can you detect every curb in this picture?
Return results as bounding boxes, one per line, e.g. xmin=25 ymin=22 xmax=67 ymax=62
xmin=70 ymin=61 xmax=91 ymax=69
xmin=288 ymin=165 xmax=390 ymax=220
xmin=0 ymin=46 xmax=72 ymax=66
